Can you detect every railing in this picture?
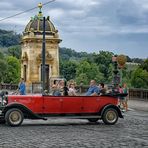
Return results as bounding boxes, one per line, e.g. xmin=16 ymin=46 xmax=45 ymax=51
xmin=128 ymin=88 xmax=148 ymax=100
xmin=0 ymin=83 xmax=18 ymax=91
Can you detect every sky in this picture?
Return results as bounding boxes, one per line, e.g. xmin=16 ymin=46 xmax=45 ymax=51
xmin=0 ymin=0 xmax=148 ymax=58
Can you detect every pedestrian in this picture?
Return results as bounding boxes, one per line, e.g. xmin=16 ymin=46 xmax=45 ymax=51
xmin=118 ymin=84 xmax=127 ymax=111
xmin=123 ymin=83 xmax=128 ymax=111
xmin=86 ymin=80 xmax=100 ymax=96
xmin=18 ymin=78 xmax=26 ymax=95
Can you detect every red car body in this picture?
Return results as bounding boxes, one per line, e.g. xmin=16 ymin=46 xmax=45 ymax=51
xmin=0 ymin=94 xmax=124 ymax=126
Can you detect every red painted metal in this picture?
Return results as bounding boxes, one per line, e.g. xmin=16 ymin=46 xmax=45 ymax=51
xmin=7 ymin=95 xmax=118 ymax=114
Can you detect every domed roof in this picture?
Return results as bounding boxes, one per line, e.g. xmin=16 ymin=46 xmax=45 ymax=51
xmin=24 ymin=17 xmax=57 ymax=35
xmin=23 ymin=3 xmax=58 ymax=36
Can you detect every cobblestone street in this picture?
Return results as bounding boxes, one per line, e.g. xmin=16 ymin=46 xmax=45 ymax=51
xmin=0 ymin=108 xmax=148 ymax=148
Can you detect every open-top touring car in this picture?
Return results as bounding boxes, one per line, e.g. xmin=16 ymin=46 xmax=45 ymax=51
xmin=0 ymin=91 xmax=127 ymax=126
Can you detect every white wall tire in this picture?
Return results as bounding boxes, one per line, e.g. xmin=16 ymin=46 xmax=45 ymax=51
xmin=5 ymin=108 xmax=24 ymax=126
xmin=102 ymin=108 xmax=118 ymax=125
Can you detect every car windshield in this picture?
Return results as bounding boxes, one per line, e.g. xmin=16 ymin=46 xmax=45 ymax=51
xmin=0 ymin=91 xmax=8 ymax=106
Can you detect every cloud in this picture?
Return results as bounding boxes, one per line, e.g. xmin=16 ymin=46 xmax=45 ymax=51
xmin=0 ymin=0 xmax=148 ymax=58
xmin=0 ymin=1 xmax=14 ymax=10
xmin=47 ymin=8 xmax=65 ymax=20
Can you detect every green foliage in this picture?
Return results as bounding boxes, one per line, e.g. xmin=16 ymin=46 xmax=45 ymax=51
xmin=131 ymin=58 xmax=144 ymax=64
xmin=140 ymin=59 xmax=148 ymax=71
xmin=0 ymin=51 xmax=4 ymax=59
xmin=59 ymin=47 xmax=92 ymax=61
xmin=93 ymin=51 xmax=114 ymax=82
xmin=7 ymin=45 xmax=21 ymax=59
xmin=75 ymin=73 xmax=88 ymax=85
xmin=3 ymin=56 xmax=21 ymax=84
xmin=131 ymin=68 xmax=148 ymax=88
xmin=119 ymin=66 xmax=132 ymax=87
xmin=60 ymin=61 xmax=77 ymax=81
xmin=0 ymin=29 xmax=21 ymax=47
xmin=75 ymin=60 xmax=104 ymax=85
xmin=130 ymin=59 xmax=148 ymax=88
xmin=0 ymin=59 xmax=7 ymax=82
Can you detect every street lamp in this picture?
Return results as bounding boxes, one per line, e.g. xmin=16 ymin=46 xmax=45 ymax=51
xmin=112 ymin=55 xmax=120 ymax=90
xmin=112 ymin=55 xmax=127 ymax=91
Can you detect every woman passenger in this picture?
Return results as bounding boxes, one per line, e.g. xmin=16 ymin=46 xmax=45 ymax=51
xmin=68 ymin=83 xmax=77 ymax=96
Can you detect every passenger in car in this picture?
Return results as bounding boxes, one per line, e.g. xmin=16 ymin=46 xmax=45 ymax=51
xmin=98 ymin=83 xmax=106 ymax=95
xmin=57 ymin=80 xmax=64 ymax=95
xmin=86 ymin=80 xmax=100 ymax=96
xmin=57 ymin=80 xmax=69 ymax=96
xmin=51 ymin=84 xmax=61 ymax=96
xmin=68 ymin=83 xmax=77 ymax=96
xmin=63 ymin=81 xmax=69 ymax=96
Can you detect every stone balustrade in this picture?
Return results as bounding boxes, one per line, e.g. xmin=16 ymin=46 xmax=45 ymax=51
xmin=128 ymin=88 xmax=148 ymax=100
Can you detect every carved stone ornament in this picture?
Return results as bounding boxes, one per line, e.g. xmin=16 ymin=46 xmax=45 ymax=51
xmin=36 ymin=51 xmax=53 ymax=63
xmin=21 ymin=52 xmax=28 ymax=63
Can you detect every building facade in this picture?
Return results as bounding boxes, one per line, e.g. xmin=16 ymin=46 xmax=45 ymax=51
xmin=21 ymin=4 xmax=61 ymax=92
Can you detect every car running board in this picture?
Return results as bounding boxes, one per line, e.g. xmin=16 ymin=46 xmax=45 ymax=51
xmin=41 ymin=115 xmax=101 ymax=120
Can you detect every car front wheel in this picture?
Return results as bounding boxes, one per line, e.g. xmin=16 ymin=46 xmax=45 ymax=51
xmin=102 ymin=108 xmax=118 ymax=125
xmin=5 ymin=108 xmax=24 ymax=126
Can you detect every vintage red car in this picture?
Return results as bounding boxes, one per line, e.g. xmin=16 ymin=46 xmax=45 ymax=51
xmin=0 ymin=92 xmax=125 ymax=126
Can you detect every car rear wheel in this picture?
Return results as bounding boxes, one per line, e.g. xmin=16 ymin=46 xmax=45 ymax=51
xmin=5 ymin=108 xmax=24 ymax=126
xmin=88 ymin=118 xmax=99 ymax=122
xmin=102 ymin=108 xmax=118 ymax=125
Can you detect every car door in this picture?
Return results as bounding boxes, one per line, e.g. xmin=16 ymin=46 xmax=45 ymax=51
xmin=8 ymin=95 xmax=44 ymax=114
xmin=82 ymin=96 xmax=100 ymax=113
xmin=31 ymin=95 xmax=44 ymax=113
xmin=62 ymin=96 xmax=83 ymax=113
xmin=43 ymin=96 xmax=62 ymax=114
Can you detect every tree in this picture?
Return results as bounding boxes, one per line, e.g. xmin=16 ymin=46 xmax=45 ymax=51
xmin=140 ymin=59 xmax=148 ymax=71
xmin=131 ymin=68 xmax=148 ymax=88
xmin=7 ymin=45 xmax=21 ymax=59
xmin=131 ymin=58 xmax=143 ymax=64
xmin=93 ymin=51 xmax=114 ymax=82
xmin=0 ymin=59 xmax=7 ymax=82
xmin=75 ymin=60 xmax=104 ymax=85
xmin=3 ymin=56 xmax=21 ymax=84
xmin=0 ymin=29 xmax=21 ymax=47
xmin=60 ymin=61 xmax=77 ymax=81
xmin=0 ymin=51 xmax=4 ymax=59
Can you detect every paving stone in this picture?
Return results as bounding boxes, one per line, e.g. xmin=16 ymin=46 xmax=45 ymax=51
xmin=0 ymin=110 xmax=148 ymax=148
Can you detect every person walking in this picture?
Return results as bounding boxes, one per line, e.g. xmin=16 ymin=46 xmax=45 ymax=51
xmin=18 ymin=78 xmax=26 ymax=95
xmin=123 ymin=83 xmax=128 ymax=111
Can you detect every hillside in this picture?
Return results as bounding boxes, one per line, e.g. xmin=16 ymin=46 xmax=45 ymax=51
xmin=0 ymin=29 xmax=21 ymax=47
xmin=0 ymin=29 xmax=144 ymax=63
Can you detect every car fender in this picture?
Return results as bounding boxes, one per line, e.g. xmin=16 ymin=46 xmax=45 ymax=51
xmin=100 ymin=104 xmax=123 ymax=118
xmin=2 ymin=103 xmax=45 ymax=120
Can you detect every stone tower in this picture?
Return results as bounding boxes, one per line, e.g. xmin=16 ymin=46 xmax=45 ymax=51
xmin=21 ymin=3 xmax=61 ymax=92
